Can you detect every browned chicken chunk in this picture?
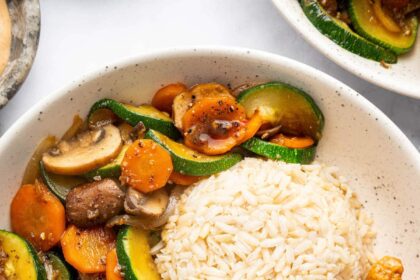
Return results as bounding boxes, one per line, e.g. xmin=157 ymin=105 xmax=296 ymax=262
xmin=367 ymin=256 xmax=403 ymax=280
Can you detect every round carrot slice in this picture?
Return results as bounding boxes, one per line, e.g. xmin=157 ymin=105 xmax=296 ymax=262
xmin=182 ymin=96 xmax=247 ymax=155
xmin=61 ymin=225 xmax=116 ymax=274
xmin=10 ymin=181 xmax=65 ymax=252
xmin=169 ymin=171 xmax=206 ymax=186
xmin=238 ymin=112 xmax=264 ymax=144
xmin=152 ymin=83 xmax=187 ymax=114
xmin=120 ymin=139 xmax=173 ymax=193
xmin=270 ymin=133 xmax=314 ymax=149
xmin=106 ymin=248 xmax=122 ymax=280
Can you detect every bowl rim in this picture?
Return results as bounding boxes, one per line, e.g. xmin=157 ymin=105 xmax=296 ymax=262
xmin=0 ymin=0 xmax=41 ymax=108
xmin=271 ymin=0 xmax=420 ymax=99
xmin=1 ymin=46 xmax=419 ymax=166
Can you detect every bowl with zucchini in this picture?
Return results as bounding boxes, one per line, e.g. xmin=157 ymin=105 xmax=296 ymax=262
xmin=272 ymin=0 xmax=420 ymax=98
xmin=0 ymin=47 xmax=419 ymax=278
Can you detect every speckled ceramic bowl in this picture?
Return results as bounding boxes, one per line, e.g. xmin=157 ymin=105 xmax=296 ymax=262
xmin=0 ymin=0 xmax=40 ymax=108
xmin=0 ymin=47 xmax=419 ymax=277
xmin=272 ymin=0 xmax=420 ymax=99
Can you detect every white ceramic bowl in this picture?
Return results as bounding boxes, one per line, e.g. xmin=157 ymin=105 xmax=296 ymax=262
xmin=272 ymin=0 xmax=420 ymax=99
xmin=0 ymin=47 xmax=419 ymax=277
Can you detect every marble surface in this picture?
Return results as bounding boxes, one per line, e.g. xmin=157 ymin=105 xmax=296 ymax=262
xmin=0 ymin=0 xmax=419 ymax=151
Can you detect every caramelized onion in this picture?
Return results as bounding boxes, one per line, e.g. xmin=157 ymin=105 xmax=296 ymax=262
xmin=61 ymin=115 xmax=85 ymax=141
xmin=21 ymin=136 xmax=57 ymax=185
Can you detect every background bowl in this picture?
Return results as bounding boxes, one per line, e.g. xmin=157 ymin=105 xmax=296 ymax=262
xmin=0 ymin=0 xmax=40 ymax=108
xmin=0 ymin=47 xmax=419 ymax=277
xmin=272 ymin=0 xmax=420 ymax=99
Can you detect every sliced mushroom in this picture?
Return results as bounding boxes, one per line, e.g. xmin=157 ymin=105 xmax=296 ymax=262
xmin=107 ymin=186 xmax=183 ymax=230
xmin=124 ymin=187 xmax=169 ymax=218
xmin=66 ymin=179 xmax=125 ymax=228
xmin=172 ymin=83 xmax=233 ymax=130
xmin=256 ymin=124 xmax=282 ymax=140
xmin=42 ymin=124 xmax=122 ymax=175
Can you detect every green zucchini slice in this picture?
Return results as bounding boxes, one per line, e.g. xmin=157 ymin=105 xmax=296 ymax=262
xmin=116 ymin=227 xmax=160 ymax=280
xmin=301 ymin=0 xmax=398 ymax=63
xmin=84 ymin=145 xmax=129 ymax=180
xmin=242 ymin=137 xmax=316 ymax=164
xmin=237 ymin=82 xmax=324 ymax=141
xmin=88 ymin=99 xmax=181 ymax=139
xmin=39 ymin=161 xmax=86 ymax=203
xmin=44 ymin=251 xmax=76 ymax=280
xmin=145 ymin=129 xmax=243 ymax=176
xmin=349 ymin=0 xmax=418 ymax=55
xmin=0 ymin=230 xmax=47 ymax=280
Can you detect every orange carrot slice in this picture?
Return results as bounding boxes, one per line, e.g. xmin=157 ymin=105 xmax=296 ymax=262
xmin=120 ymin=139 xmax=173 ymax=193
xmin=182 ymin=96 xmax=247 ymax=155
xmin=152 ymin=83 xmax=187 ymax=114
xmin=106 ymin=248 xmax=123 ymax=280
xmin=61 ymin=225 xmax=116 ymax=274
xmin=10 ymin=181 xmax=65 ymax=251
xmin=169 ymin=171 xmax=206 ymax=186
xmin=238 ymin=112 xmax=264 ymax=144
xmin=270 ymin=133 xmax=314 ymax=149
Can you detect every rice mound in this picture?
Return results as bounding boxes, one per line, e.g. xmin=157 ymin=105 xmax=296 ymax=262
xmin=153 ymin=158 xmax=376 ymax=279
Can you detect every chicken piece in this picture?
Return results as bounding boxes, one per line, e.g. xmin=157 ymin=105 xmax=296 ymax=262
xmin=367 ymin=256 xmax=403 ymax=280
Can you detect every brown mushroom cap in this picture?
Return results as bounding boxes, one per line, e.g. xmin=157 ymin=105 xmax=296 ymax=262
xmin=66 ymin=179 xmax=125 ymax=228
xmin=124 ymin=187 xmax=169 ymax=218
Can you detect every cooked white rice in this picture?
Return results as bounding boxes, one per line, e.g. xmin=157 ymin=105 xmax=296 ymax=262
xmin=153 ymin=158 xmax=376 ymax=279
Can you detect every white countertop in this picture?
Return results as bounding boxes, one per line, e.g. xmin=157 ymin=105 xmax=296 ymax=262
xmin=1 ymin=0 xmax=419 ymax=150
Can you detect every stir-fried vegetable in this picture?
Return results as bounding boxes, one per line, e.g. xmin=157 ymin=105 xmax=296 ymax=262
xmin=21 ymin=136 xmax=57 ymax=185
xmin=152 ymin=83 xmax=187 ymax=114
xmin=124 ymin=187 xmax=169 ymax=218
xmin=43 ymin=251 xmax=76 ymax=280
xmin=61 ymin=225 xmax=116 ymax=274
xmin=120 ymin=139 xmax=173 ymax=193
xmin=39 ymin=160 xmax=86 ymax=203
xmin=0 ymin=230 xmax=47 ymax=279
xmin=169 ymin=171 xmax=205 ymax=185
xmin=65 ymin=179 xmax=125 ymax=228
xmin=2 ymin=80 xmax=410 ymax=279
xmin=270 ymin=133 xmax=315 ymax=149
xmin=42 ymin=125 xmax=123 ymax=175
xmin=10 ymin=181 xmax=65 ymax=252
xmin=106 ymin=248 xmax=122 ymax=280
xmin=61 ymin=115 xmax=85 ymax=141
xmin=172 ymin=83 xmax=233 ymax=130
xmin=116 ymin=227 xmax=160 ymax=280
xmin=182 ymin=96 xmax=248 ymax=155
xmin=145 ymin=129 xmax=243 ymax=176
xmin=88 ymin=99 xmax=181 ymax=139
xmin=367 ymin=256 xmax=403 ymax=280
